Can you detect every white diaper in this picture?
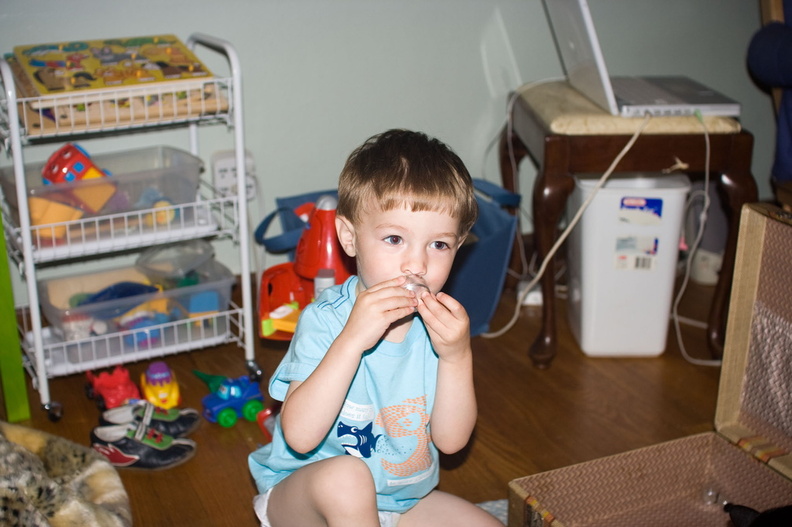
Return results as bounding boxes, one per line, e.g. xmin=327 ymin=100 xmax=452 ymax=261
xmin=253 ymin=490 xmax=273 ymax=527
xmin=253 ymin=490 xmax=400 ymax=527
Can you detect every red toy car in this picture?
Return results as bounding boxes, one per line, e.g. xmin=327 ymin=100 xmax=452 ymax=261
xmin=85 ymin=365 xmax=141 ymax=410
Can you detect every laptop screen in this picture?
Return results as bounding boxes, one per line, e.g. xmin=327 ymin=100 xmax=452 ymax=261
xmin=543 ymin=0 xmax=620 ymax=115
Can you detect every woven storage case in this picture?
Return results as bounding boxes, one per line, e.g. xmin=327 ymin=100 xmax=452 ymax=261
xmin=508 ymin=203 xmax=792 ymax=527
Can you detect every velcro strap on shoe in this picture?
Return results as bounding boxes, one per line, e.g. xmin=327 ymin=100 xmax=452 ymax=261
xmin=140 ymin=401 xmax=156 ymax=427
xmin=132 ymin=419 xmax=147 ymax=442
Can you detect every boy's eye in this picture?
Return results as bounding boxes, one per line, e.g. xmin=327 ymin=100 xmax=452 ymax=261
xmin=384 ymin=235 xmax=402 ymax=245
xmin=431 ymin=241 xmax=450 ymax=250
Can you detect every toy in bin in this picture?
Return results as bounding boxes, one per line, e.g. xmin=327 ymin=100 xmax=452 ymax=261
xmin=43 ymin=143 xmax=109 ymax=185
xmin=194 ymin=370 xmax=264 ymax=428
xmin=85 ymin=366 xmax=141 ymax=410
xmin=27 ymin=196 xmax=84 ymax=240
xmin=140 ymin=361 xmax=181 ymax=409
xmin=258 ymin=195 xmax=355 ymax=340
xmin=135 ymin=240 xmax=221 ymax=325
xmin=28 ymin=143 xmax=115 ymax=238
xmin=134 ymin=187 xmax=177 ymax=227
xmin=41 ymin=143 xmax=117 ymax=215
xmin=68 ymin=279 xmax=173 ymax=347
xmin=135 ymin=240 xmax=214 ymax=289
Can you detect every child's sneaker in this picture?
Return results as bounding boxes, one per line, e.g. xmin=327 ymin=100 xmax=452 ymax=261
xmin=99 ymin=399 xmax=200 ymax=437
xmin=91 ymin=421 xmax=197 ymax=470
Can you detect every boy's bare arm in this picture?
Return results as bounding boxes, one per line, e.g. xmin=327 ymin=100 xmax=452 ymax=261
xmin=432 ymin=346 xmax=477 ymax=454
xmin=417 ymin=292 xmax=477 ymax=454
xmin=279 ymin=336 xmax=364 ymax=453
xmin=280 ymin=277 xmax=418 ymax=454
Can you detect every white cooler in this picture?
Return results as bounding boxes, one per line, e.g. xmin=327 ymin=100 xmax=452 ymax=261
xmin=566 ymin=173 xmax=691 ymax=356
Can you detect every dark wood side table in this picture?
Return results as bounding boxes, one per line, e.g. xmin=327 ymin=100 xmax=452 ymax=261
xmin=499 ymin=81 xmax=757 ymax=368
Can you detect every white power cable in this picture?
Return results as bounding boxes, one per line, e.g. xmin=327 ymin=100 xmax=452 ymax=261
xmin=481 ymin=87 xmax=724 ymax=366
xmin=482 ymin=113 xmax=653 ymax=339
xmin=481 ymin=79 xmax=565 ymax=281
xmin=670 ymin=112 xmax=722 ymax=367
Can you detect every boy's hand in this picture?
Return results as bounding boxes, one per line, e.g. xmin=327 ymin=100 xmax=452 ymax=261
xmin=339 ymin=276 xmax=418 ymax=353
xmin=416 ymin=291 xmax=470 ymax=361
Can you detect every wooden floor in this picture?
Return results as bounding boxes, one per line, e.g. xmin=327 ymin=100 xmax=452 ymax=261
xmin=2 ymin=278 xmax=722 ymax=526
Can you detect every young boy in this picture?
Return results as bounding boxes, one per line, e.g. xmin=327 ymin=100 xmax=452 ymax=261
xmin=249 ymin=129 xmax=501 ymax=527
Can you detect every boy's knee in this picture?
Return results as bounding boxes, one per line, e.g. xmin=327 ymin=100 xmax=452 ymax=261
xmin=313 ymin=456 xmax=376 ymax=505
xmin=321 ymin=456 xmax=374 ymax=489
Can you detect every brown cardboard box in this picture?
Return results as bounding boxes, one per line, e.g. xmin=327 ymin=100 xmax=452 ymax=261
xmin=508 ymin=203 xmax=792 ymax=526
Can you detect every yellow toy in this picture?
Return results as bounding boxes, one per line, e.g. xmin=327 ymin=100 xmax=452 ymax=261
xmin=260 ymin=302 xmax=301 ymax=337
xmin=27 ymin=196 xmax=83 ymax=239
xmin=140 ymin=361 xmax=181 ymax=409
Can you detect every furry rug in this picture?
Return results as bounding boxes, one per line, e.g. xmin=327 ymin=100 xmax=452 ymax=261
xmin=0 ymin=421 xmax=131 ymax=527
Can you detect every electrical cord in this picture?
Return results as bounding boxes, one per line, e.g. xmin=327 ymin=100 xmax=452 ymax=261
xmin=480 ymin=87 xmax=723 ymax=366
xmin=674 ymin=314 xmax=707 ymax=330
xmin=480 ymin=78 xmax=565 ymax=281
xmin=481 ymin=112 xmax=653 ymax=339
xmin=670 ymin=112 xmax=722 ymax=367
xmin=481 ymin=77 xmax=564 ymax=279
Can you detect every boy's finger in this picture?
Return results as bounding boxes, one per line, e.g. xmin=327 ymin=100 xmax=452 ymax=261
xmin=364 ymin=275 xmax=409 ymax=294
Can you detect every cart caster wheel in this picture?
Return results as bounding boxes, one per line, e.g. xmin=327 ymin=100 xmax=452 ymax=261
xmin=45 ymin=402 xmax=63 ymax=422
xmin=246 ymin=361 xmax=263 ymax=382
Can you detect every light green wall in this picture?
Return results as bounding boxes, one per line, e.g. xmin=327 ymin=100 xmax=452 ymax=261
xmin=0 ymin=0 xmax=775 ymax=306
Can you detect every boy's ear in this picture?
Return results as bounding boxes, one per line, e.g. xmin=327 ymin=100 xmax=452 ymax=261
xmin=456 ymin=234 xmax=468 ymax=250
xmin=335 ymin=216 xmax=357 ymax=257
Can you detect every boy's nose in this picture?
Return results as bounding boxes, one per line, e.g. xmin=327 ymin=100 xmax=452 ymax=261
xmin=402 ymin=251 xmax=427 ymax=276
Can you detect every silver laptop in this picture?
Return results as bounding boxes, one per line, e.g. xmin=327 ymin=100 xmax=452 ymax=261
xmin=542 ymin=0 xmax=740 ymax=117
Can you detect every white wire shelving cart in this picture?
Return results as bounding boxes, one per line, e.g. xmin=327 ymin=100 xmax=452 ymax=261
xmin=0 ymin=33 xmax=260 ymax=421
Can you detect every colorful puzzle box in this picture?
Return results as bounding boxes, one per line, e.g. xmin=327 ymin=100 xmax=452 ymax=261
xmin=13 ymin=34 xmax=213 ymax=99
xmin=5 ymin=34 xmax=229 ymax=135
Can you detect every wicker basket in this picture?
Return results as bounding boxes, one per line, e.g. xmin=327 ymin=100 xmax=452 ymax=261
xmin=508 ymin=203 xmax=792 ymax=527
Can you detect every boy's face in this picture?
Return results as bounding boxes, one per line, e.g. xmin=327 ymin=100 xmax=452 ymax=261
xmin=336 ymin=204 xmax=464 ymax=294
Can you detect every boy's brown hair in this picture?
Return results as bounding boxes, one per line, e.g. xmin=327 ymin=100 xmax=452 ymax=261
xmin=337 ymin=129 xmax=478 ymax=236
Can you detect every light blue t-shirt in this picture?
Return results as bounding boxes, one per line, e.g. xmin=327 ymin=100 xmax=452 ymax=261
xmin=248 ymin=276 xmax=440 ymax=513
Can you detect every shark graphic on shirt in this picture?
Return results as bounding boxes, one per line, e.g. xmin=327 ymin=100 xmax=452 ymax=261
xmin=336 ymin=396 xmax=433 ymax=480
xmin=337 ymin=422 xmax=381 ymax=458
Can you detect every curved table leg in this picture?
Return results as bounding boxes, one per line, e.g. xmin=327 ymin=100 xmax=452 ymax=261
xmin=530 ymin=139 xmax=575 ymax=368
xmin=708 ymin=155 xmax=757 ymax=357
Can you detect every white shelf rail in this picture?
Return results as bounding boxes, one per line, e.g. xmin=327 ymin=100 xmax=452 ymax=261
xmin=0 ymin=33 xmax=258 ymax=419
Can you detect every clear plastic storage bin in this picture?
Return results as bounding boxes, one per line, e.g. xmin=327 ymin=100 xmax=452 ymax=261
xmin=0 ymin=145 xmax=202 ymax=243
xmin=135 ymin=239 xmax=216 ymax=289
xmin=39 ymin=259 xmax=234 ymax=352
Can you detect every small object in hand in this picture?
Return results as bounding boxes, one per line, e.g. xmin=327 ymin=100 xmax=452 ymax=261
xmin=403 ymin=274 xmax=430 ymax=295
